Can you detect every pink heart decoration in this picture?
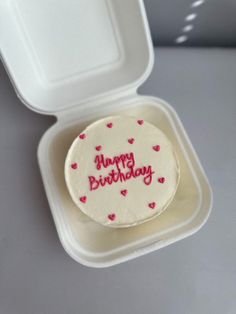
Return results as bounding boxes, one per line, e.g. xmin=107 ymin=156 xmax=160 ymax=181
xmin=121 ymin=189 xmax=128 ymax=197
xmin=79 ymin=133 xmax=86 ymax=140
xmin=137 ymin=119 xmax=144 ymax=125
xmin=95 ymin=145 xmax=102 ymax=151
xmin=153 ymin=145 xmax=160 ymax=152
xmin=128 ymin=138 xmax=135 ymax=144
xmin=158 ymin=177 xmax=165 ymax=184
xmin=80 ymin=196 xmax=87 ymax=203
xmin=108 ymin=213 xmax=116 ymax=221
xmin=71 ymin=163 xmax=78 ymax=170
xmin=148 ymin=202 xmax=156 ymax=209
xmin=107 ymin=122 xmax=113 ymax=128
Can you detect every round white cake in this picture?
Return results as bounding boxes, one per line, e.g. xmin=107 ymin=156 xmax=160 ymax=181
xmin=65 ymin=116 xmax=180 ymax=227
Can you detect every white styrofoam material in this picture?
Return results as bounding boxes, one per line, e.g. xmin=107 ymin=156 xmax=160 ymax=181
xmin=0 ymin=0 xmax=153 ymax=113
xmin=38 ymin=96 xmax=212 ymax=267
xmin=0 ymin=0 xmax=212 ymax=267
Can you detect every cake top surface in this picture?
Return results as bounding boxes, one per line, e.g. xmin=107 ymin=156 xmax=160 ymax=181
xmin=65 ymin=115 xmax=180 ymax=227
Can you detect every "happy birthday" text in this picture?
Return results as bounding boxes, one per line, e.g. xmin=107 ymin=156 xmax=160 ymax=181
xmin=88 ymin=152 xmax=155 ymax=191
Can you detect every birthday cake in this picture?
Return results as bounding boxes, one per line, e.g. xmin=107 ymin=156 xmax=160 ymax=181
xmin=65 ymin=116 xmax=180 ymax=227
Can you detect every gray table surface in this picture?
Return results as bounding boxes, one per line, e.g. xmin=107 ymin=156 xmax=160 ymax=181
xmin=0 ymin=48 xmax=236 ymax=314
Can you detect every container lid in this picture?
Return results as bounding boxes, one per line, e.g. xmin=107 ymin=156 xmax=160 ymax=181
xmin=0 ymin=0 xmax=154 ymax=114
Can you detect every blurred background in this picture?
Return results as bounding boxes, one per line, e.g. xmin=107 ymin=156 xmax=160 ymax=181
xmin=144 ymin=0 xmax=236 ymax=46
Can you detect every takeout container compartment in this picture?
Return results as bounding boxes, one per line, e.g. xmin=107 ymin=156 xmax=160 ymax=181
xmin=0 ymin=0 xmax=212 ymax=267
xmin=38 ymin=96 xmax=212 ymax=267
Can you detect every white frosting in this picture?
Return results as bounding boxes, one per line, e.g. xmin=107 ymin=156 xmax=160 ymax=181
xmin=65 ymin=116 xmax=180 ymax=227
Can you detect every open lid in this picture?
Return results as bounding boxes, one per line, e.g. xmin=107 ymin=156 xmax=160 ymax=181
xmin=0 ymin=0 xmax=154 ymax=114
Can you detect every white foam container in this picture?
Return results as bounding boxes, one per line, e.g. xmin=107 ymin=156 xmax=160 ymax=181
xmin=0 ymin=0 xmax=212 ymax=267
